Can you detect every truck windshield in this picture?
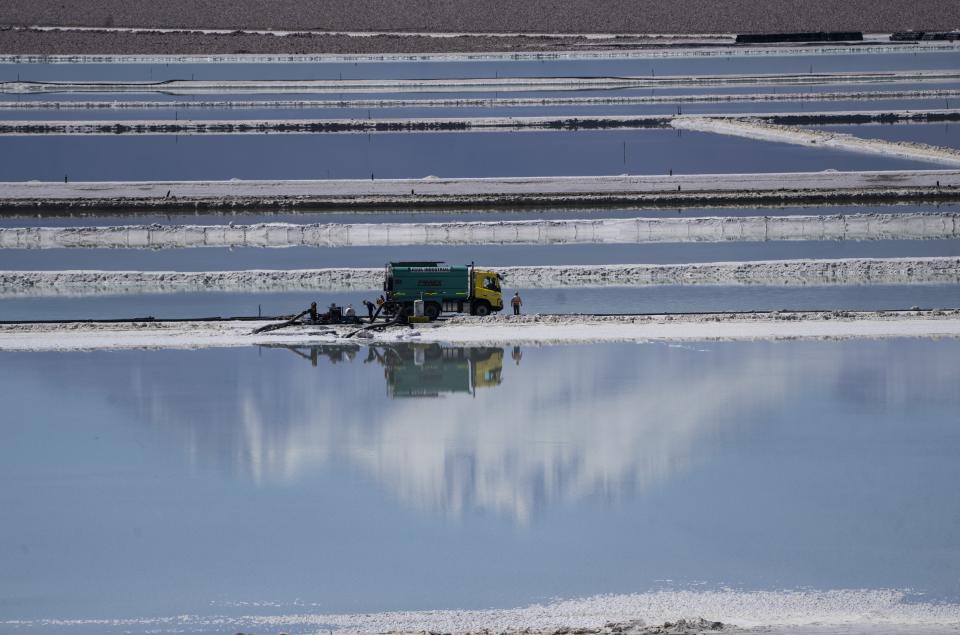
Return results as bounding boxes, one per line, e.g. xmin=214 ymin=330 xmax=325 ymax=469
xmin=483 ymin=276 xmax=500 ymax=292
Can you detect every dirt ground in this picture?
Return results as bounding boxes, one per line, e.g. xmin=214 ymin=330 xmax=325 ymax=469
xmin=0 ymin=30 xmax=593 ymax=55
xmin=1 ymin=0 xmax=959 ymax=55
xmin=3 ymin=0 xmax=959 ymax=34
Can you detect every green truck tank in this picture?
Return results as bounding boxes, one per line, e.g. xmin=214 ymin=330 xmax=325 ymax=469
xmin=384 ymin=261 xmax=504 ymax=319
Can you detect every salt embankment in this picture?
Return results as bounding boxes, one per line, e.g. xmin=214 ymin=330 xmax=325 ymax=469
xmin=672 ymin=116 xmax=960 ymax=166
xmin=2 ymin=310 xmax=960 ymax=352
xmin=3 ymin=587 xmax=960 ymax=632
xmin=5 ymin=70 xmax=960 ymax=95
xmin=1 ymin=257 xmax=957 ymax=297
xmin=3 ymin=88 xmax=960 ymax=111
xmin=1 ymin=212 xmax=957 ymax=249
xmin=3 ymin=109 xmax=958 ymax=136
xmin=2 ymin=170 xmax=958 ymax=210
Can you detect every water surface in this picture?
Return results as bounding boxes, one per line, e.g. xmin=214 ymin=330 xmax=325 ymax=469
xmin=2 ymin=338 xmax=959 ymax=633
xmin=3 ymin=284 xmax=960 ymax=321
xmin=0 ymin=128 xmax=940 ymax=182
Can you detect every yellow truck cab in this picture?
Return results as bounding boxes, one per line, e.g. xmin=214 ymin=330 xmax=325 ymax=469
xmin=472 ymin=268 xmax=504 ymax=315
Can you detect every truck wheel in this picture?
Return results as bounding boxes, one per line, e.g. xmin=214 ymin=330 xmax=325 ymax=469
xmin=424 ymin=302 xmax=442 ymax=321
xmin=473 ymin=302 xmax=491 ymax=316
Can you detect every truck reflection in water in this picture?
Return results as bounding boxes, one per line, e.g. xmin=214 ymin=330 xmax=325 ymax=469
xmin=266 ymin=343 xmax=505 ymax=398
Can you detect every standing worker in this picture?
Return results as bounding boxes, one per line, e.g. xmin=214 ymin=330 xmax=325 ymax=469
xmin=363 ymin=299 xmax=375 ymax=322
xmin=511 ymin=292 xmax=523 ymax=316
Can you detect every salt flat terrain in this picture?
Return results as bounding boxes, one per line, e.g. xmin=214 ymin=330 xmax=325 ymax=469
xmin=1 ymin=310 xmax=958 ymax=351
xmin=2 ymin=39 xmax=960 ymax=635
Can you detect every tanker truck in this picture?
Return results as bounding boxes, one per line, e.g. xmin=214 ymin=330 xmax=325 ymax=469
xmin=384 ymin=261 xmax=504 ymax=320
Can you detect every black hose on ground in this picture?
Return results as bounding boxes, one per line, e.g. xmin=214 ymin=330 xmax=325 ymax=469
xmin=344 ymin=312 xmax=405 ymax=339
xmin=251 ymin=308 xmax=311 ymax=335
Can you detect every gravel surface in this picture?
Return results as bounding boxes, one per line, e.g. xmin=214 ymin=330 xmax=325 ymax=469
xmin=2 ymin=0 xmax=958 ymax=34
xmin=0 ymin=30 xmax=587 ymax=55
xmin=2 ymin=0 xmax=959 ymax=55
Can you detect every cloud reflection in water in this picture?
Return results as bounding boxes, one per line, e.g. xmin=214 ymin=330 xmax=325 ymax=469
xmin=57 ymin=339 xmax=959 ymax=525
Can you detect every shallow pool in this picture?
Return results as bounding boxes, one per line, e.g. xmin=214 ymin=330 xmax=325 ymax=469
xmin=2 ymin=338 xmax=959 ymax=633
xmin=0 ymin=127 xmax=944 ymax=182
xmin=2 ymin=284 xmax=959 ymax=321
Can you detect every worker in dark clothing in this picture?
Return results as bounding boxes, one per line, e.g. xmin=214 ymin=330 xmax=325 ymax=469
xmin=363 ymin=299 xmax=375 ymax=322
xmin=511 ymin=292 xmax=523 ymax=316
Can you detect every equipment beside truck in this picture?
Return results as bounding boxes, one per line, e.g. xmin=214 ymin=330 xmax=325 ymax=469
xmin=384 ymin=261 xmax=504 ymax=320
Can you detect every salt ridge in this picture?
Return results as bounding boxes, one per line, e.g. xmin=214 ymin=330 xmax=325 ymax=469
xmin=1 ymin=257 xmax=956 ymax=297
xmin=672 ymin=117 xmax=960 ymax=166
xmin=1 ymin=170 xmax=957 ymax=211
xmin=5 ymin=70 xmax=959 ymax=95
xmin=3 ymin=88 xmax=959 ymax=111
xmin=3 ymin=41 xmax=958 ymax=64
xmin=4 ymin=588 xmax=960 ymax=633
xmin=2 ymin=311 xmax=960 ymax=352
xmin=1 ymin=212 xmax=955 ymax=249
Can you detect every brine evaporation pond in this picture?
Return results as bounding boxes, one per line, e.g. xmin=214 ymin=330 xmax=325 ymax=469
xmin=2 ymin=338 xmax=959 ymax=634
xmin=0 ymin=129 xmax=939 ymax=182
xmin=4 ymin=284 xmax=960 ymax=321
